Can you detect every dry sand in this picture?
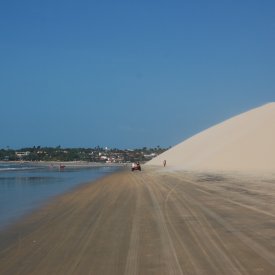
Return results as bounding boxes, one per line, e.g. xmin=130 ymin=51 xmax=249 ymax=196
xmin=1 ymin=167 xmax=275 ymax=274
xmin=147 ymin=103 xmax=275 ymax=172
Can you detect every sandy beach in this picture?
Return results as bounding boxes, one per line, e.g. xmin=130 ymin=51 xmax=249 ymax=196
xmin=1 ymin=167 xmax=275 ymax=274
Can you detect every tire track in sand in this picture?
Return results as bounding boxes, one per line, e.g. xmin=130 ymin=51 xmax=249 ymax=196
xmin=140 ymin=173 xmax=184 ymax=275
xmin=124 ymin=173 xmax=141 ymax=275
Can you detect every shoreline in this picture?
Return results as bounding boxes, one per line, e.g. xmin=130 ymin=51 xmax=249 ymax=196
xmin=0 ymin=164 xmax=125 ymax=232
xmin=0 ymin=160 xmax=129 ymax=169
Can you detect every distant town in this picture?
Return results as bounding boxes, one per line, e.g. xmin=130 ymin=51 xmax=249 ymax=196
xmin=0 ymin=146 xmax=169 ymax=163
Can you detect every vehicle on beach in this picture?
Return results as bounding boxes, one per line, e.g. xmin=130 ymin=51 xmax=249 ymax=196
xmin=131 ymin=162 xmax=141 ymax=171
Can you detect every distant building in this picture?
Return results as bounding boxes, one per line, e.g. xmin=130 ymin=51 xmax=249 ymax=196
xmin=15 ymin=151 xmax=30 ymax=158
xmin=144 ymin=153 xmax=157 ymax=159
xmin=100 ymin=156 xmax=108 ymax=161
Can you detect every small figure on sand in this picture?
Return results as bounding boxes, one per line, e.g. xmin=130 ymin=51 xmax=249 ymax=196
xmin=163 ymin=160 xmax=166 ymax=167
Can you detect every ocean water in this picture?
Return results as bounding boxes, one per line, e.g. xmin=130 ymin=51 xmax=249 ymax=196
xmin=0 ymin=162 xmax=119 ymax=230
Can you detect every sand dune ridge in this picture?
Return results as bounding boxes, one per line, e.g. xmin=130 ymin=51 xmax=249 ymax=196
xmin=147 ymin=103 xmax=275 ymax=172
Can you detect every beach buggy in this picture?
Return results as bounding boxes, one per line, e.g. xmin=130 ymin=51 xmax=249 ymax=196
xmin=131 ymin=162 xmax=141 ymax=171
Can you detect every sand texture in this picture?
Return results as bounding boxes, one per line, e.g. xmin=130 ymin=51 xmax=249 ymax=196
xmin=1 ymin=168 xmax=275 ymax=274
xmin=147 ymin=103 xmax=275 ymax=172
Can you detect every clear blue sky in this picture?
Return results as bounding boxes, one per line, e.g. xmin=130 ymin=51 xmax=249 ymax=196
xmin=1 ymin=0 xmax=274 ymax=149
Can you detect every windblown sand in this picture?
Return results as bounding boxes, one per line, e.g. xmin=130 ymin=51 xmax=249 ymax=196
xmin=147 ymin=103 xmax=275 ymax=172
xmin=1 ymin=168 xmax=275 ymax=274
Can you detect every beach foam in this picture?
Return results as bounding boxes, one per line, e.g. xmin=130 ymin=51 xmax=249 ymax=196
xmin=147 ymin=103 xmax=275 ymax=172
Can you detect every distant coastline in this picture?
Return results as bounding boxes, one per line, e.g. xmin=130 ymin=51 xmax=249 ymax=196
xmin=0 ymin=160 xmax=127 ymax=168
xmin=0 ymin=146 xmax=168 ymax=163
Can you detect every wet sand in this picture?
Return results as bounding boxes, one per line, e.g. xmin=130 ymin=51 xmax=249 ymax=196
xmin=1 ymin=167 xmax=275 ymax=274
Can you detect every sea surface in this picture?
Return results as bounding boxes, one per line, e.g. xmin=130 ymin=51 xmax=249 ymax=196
xmin=0 ymin=162 xmax=120 ymax=230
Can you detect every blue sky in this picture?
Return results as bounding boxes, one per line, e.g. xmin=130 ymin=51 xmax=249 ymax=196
xmin=0 ymin=0 xmax=274 ymax=149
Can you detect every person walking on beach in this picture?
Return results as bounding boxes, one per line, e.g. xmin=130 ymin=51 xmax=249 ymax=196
xmin=163 ymin=160 xmax=166 ymax=167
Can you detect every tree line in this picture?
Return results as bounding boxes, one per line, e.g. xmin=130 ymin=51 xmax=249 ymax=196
xmin=0 ymin=146 xmax=168 ymax=162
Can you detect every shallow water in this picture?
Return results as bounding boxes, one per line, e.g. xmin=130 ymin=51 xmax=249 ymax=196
xmin=0 ymin=162 xmax=119 ymax=230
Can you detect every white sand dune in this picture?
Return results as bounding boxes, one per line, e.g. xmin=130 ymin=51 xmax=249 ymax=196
xmin=147 ymin=103 xmax=275 ymax=172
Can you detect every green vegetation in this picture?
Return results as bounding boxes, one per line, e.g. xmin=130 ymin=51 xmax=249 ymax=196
xmin=0 ymin=146 xmax=168 ymax=163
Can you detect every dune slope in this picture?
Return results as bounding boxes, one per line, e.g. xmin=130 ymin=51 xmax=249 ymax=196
xmin=147 ymin=103 xmax=275 ymax=172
